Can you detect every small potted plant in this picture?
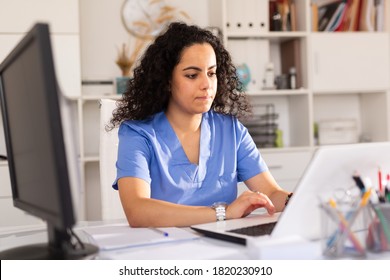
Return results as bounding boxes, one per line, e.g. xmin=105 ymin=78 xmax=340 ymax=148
xmin=115 ymin=40 xmax=144 ymax=94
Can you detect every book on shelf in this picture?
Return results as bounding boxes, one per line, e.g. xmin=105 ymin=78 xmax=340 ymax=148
xmin=325 ymin=2 xmax=347 ymax=31
xmin=312 ymin=3 xmax=319 ymax=31
xmin=359 ymin=0 xmax=385 ymax=31
xmin=314 ymin=0 xmax=343 ymax=5
xmin=290 ymin=2 xmax=297 ymax=31
xmin=335 ymin=0 xmax=357 ymax=31
xmin=314 ymin=0 xmax=386 ymax=32
xmin=359 ymin=0 xmax=375 ymax=31
xmin=318 ymin=1 xmax=344 ymax=31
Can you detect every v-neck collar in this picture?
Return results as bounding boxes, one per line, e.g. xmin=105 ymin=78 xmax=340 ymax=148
xmin=155 ymin=112 xmax=211 ymax=182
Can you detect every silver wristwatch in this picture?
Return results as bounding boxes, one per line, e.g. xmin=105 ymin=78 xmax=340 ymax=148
xmin=211 ymin=202 xmax=227 ymax=221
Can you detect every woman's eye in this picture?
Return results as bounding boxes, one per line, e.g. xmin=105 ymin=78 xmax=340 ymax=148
xmin=185 ymin=74 xmax=197 ymax=79
xmin=208 ymin=72 xmax=216 ymax=77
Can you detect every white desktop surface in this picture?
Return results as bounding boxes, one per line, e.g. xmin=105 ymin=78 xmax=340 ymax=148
xmin=0 ymin=220 xmax=249 ymax=260
xmin=0 ymin=220 xmax=389 ymax=260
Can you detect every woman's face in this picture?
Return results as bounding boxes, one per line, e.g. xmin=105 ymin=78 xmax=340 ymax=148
xmin=168 ymin=43 xmax=217 ymax=116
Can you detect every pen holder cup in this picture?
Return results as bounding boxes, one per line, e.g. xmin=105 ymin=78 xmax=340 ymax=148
xmin=366 ymin=203 xmax=390 ymax=253
xmin=320 ymin=202 xmax=370 ymax=258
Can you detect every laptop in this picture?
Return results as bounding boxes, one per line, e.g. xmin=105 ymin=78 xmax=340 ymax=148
xmin=191 ymin=142 xmax=390 ymax=245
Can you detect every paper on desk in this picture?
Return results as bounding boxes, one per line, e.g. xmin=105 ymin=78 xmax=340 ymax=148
xmin=102 ymin=239 xmax=245 ymax=260
xmin=81 ymin=223 xmax=200 ymax=251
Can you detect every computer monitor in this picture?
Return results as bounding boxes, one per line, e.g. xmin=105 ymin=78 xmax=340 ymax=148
xmin=0 ymin=23 xmax=98 ymax=259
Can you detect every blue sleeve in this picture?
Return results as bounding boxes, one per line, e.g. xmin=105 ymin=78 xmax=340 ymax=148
xmin=112 ymin=123 xmax=152 ymax=190
xmin=235 ymin=119 xmax=268 ymax=182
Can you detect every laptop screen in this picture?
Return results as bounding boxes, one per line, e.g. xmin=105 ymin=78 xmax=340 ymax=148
xmin=273 ymin=142 xmax=390 ymax=240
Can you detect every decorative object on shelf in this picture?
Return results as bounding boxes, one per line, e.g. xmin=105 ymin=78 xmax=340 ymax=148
xmin=115 ymin=43 xmax=142 ymax=77
xmin=270 ymin=7 xmax=282 ymax=31
xmin=263 ymin=62 xmax=275 ymax=89
xmin=269 ymin=0 xmax=295 ymax=31
xmin=289 ymin=67 xmax=297 ymax=89
xmin=313 ymin=122 xmax=319 ymax=146
xmin=236 ymin=63 xmax=251 ymax=91
xmin=115 ymin=43 xmax=137 ymax=95
xmin=120 ymin=0 xmax=191 ymax=40
xmin=275 ymin=129 xmax=284 ymax=148
xmin=115 ymin=76 xmax=131 ymax=95
xmin=205 ymin=26 xmax=223 ymax=42
xmin=275 ymin=74 xmax=289 ymax=89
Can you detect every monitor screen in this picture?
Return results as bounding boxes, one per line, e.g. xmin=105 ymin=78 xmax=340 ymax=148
xmin=0 ymin=23 xmax=97 ymax=259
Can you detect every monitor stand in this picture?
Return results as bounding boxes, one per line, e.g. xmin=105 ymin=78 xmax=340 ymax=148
xmin=0 ymin=243 xmax=98 ymax=260
xmin=0 ymin=224 xmax=99 ymax=260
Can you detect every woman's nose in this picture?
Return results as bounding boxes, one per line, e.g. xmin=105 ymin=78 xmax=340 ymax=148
xmin=200 ymin=74 xmax=212 ymax=90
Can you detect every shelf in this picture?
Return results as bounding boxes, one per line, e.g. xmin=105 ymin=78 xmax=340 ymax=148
xmin=68 ymin=94 xmax=122 ymax=101
xmin=260 ymin=146 xmax=314 ymax=154
xmin=82 ymin=156 xmax=100 ymax=163
xmin=247 ymin=89 xmax=309 ymax=96
xmin=0 ymin=161 xmax=8 ymax=167
xmin=81 ymin=95 xmax=122 ymax=101
xmin=227 ymin=31 xmax=307 ymax=42
xmin=313 ymin=89 xmax=388 ymax=95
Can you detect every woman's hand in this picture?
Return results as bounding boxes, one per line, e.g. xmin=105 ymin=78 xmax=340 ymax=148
xmin=226 ymin=190 xmax=275 ymax=220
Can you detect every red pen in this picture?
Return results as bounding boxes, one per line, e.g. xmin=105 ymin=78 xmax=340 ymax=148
xmin=378 ymin=168 xmax=383 ymax=196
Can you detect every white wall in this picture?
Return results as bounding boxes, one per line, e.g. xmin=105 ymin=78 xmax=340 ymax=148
xmin=79 ymin=0 xmax=210 ymax=81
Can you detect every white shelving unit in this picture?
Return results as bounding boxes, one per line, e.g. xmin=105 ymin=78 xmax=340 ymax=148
xmin=70 ymin=90 xmax=122 ymax=220
xmin=209 ymin=0 xmax=390 ymax=192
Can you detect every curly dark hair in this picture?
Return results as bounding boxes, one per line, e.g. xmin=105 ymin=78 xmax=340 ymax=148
xmin=108 ymin=22 xmax=251 ymax=130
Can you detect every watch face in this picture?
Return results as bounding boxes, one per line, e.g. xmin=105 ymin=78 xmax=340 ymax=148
xmin=212 ymin=202 xmax=227 ymax=209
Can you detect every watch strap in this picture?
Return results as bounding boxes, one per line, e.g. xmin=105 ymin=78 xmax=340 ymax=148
xmin=211 ymin=202 xmax=227 ymax=221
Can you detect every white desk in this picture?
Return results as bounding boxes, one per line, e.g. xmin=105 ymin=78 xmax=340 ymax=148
xmin=0 ymin=221 xmax=249 ymax=260
xmin=0 ymin=221 xmax=389 ymax=260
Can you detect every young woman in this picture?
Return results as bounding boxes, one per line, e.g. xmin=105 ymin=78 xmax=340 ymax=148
xmin=108 ymin=22 xmax=292 ymax=227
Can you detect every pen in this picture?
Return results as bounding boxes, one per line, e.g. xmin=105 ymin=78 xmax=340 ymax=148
xmin=385 ymin=174 xmax=390 ymax=203
xmin=327 ymin=199 xmax=365 ymax=254
xmin=378 ymin=168 xmax=383 ymax=197
xmin=150 ymin=228 xmax=169 ymax=237
xmin=352 ymin=172 xmax=366 ymax=195
xmin=372 ymin=206 xmax=390 ymax=244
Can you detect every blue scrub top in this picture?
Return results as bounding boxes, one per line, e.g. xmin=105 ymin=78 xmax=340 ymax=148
xmin=113 ymin=110 xmax=268 ymax=206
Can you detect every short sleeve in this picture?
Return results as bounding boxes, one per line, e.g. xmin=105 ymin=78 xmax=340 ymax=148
xmin=112 ymin=123 xmax=152 ymax=189
xmin=236 ymin=120 xmax=268 ymax=182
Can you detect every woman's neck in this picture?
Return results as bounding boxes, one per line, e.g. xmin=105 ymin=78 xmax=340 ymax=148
xmin=165 ymin=110 xmax=203 ymax=136
xmin=165 ymin=109 xmax=202 ymax=165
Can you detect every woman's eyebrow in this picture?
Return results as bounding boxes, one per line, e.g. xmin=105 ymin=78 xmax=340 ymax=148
xmin=182 ymin=65 xmax=217 ymax=71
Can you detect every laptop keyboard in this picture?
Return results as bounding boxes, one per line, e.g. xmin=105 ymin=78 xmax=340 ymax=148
xmin=227 ymin=222 xmax=277 ymax=237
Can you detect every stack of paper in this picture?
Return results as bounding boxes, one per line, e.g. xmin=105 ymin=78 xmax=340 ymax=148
xmin=81 ymin=223 xmax=200 ymax=251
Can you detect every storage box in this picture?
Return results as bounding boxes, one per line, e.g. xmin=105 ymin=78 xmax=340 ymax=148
xmin=318 ymin=119 xmax=358 ymax=145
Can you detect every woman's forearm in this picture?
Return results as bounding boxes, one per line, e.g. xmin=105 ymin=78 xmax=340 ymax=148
xmin=122 ymin=197 xmax=216 ymax=227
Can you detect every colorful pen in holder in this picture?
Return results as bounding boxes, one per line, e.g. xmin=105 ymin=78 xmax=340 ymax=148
xmin=366 ymin=203 xmax=390 ymax=252
xmin=320 ymin=189 xmax=371 ymax=258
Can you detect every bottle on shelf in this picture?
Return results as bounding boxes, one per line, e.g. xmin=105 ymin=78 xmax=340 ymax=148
xmin=289 ymin=67 xmax=297 ymax=89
